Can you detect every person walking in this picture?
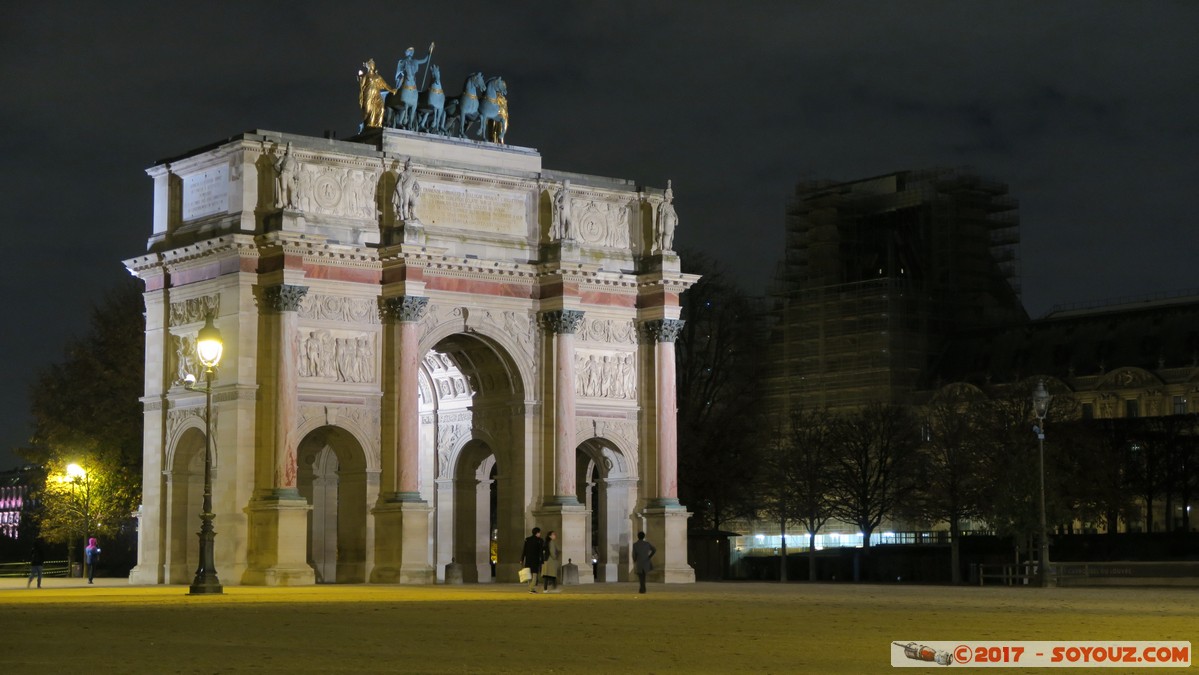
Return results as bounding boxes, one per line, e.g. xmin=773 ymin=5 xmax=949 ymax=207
xmin=541 ymin=530 xmax=561 ymax=593
xmin=84 ymin=537 xmax=101 ymax=584
xmin=632 ymin=531 xmax=656 ymax=594
xmin=27 ymin=540 xmax=44 ymax=589
xmin=520 ymin=527 xmax=544 ymax=593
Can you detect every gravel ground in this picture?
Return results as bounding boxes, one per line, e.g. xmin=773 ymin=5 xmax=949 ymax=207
xmin=0 ymin=579 xmax=1193 ymax=673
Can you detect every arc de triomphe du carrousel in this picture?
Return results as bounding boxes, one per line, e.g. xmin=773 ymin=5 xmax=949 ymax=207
xmin=123 ymin=60 xmax=697 ymax=586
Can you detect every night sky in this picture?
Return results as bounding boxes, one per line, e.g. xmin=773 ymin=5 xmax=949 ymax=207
xmin=2 ymin=2 xmax=1197 ymax=469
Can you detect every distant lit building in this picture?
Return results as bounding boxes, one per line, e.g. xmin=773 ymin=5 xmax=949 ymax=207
xmin=933 ymin=291 xmax=1199 ymax=532
xmin=0 ymin=466 xmax=37 ymax=540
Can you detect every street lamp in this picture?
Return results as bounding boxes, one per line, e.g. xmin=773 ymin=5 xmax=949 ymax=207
xmin=64 ymin=463 xmax=90 ymax=578
xmin=185 ymin=312 xmax=224 ymax=595
xmin=1031 ymin=379 xmax=1052 ymax=588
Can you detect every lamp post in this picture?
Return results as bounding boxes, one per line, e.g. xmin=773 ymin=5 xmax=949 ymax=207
xmin=1031 ymin=379 xmax=1052 ymax=588
xmin=185 ymin=312 xmax=224 ymax=595
xmin=66 ymin=463 xmax=90 ymax=579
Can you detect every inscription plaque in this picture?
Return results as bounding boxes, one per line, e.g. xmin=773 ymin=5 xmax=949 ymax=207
xmin=182 ymin=165 xmax=228 ymax=220
xmin=420 ymin=184 xmax=527 ymax=236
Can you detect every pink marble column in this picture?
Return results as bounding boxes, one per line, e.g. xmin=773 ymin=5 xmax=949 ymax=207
xmin=540 ymin=310 xmax=585 ymax=502
xmin=265 ymin=284 xmax=308 ymax=494
xmin=386 ymin=296 xmax=428 ymax=500
xmin=645 ymin=319 xmax=684 ymax=505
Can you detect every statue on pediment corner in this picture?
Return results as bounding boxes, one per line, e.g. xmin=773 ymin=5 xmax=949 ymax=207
xmin=270 ymin=141 xmax=299 ymax=211
xmin=552 ymin=180 xmax=573 ymax=241
xmin=655 ymin=179 xmax=678 ymax=253
xmin=393 ymin=157 xmax=421 ymax=222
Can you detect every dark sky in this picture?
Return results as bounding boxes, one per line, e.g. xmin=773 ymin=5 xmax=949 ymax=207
xmin=2 ymin=2 xmax=1197 ymax=469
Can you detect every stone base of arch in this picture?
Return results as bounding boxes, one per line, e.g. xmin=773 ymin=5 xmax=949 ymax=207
xmin=643 ymin=505 xmax=695 ymax=584
xmin=534 ymin=502 xmax=594 ymax=584
xmin=370 ymin=500 xmax=435 ymax=584
xmin=243 ymin=494 xmax=316 ymax=586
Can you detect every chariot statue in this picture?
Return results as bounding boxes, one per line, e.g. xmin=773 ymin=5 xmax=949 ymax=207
xmin=357 ymin=44 xmax=510 ymax=143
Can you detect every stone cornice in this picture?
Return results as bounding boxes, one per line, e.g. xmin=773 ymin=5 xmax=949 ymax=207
xmin=124 ymin=252 xmax=167 ymax=276
xmin=581 ymin=273 xmax=640 ymax=293
xmin=424 ymin=257 xmax=537 ymax=282
xmin=377 ymin=246 xmax=450 ymax=265
xmin=256 ymin=234 xmax=380 ymax=270
xmin=636 ymin=271 xmax=701 ymax=294
xmin=157 ymin=234 xmax=261 ymax=268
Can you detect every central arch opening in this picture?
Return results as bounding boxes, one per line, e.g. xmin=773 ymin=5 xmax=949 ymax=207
xmin=422 ymin=332 xmax=526 ymax=583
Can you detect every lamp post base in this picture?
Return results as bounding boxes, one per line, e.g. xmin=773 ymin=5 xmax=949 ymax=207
xmin=188 ymin=517 xmax=223 ymax=594
xmin=188 ymin=573 xmax=224 ymax=595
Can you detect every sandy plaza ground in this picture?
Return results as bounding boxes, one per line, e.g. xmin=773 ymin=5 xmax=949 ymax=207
xmin=0 ymin=577 xmax=1193 ymax=673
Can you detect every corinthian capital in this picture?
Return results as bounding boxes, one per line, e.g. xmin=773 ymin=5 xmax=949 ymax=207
xmin=264 ymin=284 xmax=309 ymax=312
xmin=539 ymin=309 xmax=585 ymax=335
xmin=382 ymin=296 xmax=429 ymax=323
xmin=641 ymin=318 xmax=685 ymax=343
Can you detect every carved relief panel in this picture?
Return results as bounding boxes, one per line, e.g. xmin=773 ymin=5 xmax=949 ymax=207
xmin=168 ymin=294 xmax=222 ymax=383
xmin=169 ymin=295 xmax=221 ymax=328
xmin=298 ymin=330 xmax=377 ymax=383
xmin=575 ymin=349 xmax=637 ymax=400
xmin=294 ymin=163 xmax=379 ymax=220
xmin=574 ymin=198 xmax=632 ymax=249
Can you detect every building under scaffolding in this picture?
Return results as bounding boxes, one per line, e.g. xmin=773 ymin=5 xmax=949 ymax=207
xmin=768 ymin=168 xmax=1028 ymax=414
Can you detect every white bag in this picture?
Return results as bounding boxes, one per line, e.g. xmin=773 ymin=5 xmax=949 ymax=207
xmin=518 ymin=567 xmax=532 ymax=583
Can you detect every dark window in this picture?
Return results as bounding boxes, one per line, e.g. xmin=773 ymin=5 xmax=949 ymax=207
xmin=1125 ymin=399 xmax=1140 ymax=418
xmin=1082 ymin=403 xmax=1094 ymax=420
xmin=1173 ymin=395 xmax=1187 ymax=415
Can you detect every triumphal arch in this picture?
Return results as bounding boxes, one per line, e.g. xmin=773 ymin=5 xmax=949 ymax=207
xmin=124 ymin=122 xmax=696 ymax=585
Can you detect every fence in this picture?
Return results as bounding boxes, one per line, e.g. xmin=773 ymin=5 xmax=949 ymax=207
xmin=0 ymin=560 xmax=71 ymax=578
xmin=975 ymin=563 xmax=1043 ymax=586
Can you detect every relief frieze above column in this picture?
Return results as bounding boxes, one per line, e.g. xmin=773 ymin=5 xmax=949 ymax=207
xmin=578 ymin=317 xmax=637 ymax=345
xmin=168 ymin=295 xmax=220 ymax=327
xmin=298 ymin=294 xmax=381 ymax=324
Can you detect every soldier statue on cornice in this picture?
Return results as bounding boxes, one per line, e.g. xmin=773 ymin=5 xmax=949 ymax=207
xmin=655 ymin=180 xmax=678 ymax=253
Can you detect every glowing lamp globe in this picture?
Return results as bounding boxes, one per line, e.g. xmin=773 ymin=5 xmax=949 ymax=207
xmin=196 ymin=314 xmax=224 ymax=369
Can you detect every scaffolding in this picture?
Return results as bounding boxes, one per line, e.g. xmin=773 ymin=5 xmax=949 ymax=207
xmin=768 ymin=168 xmax=1027 ymax=415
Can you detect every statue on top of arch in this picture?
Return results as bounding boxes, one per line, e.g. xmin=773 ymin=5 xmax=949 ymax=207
xmin=356 ymin=43 xmax=511 ymax=143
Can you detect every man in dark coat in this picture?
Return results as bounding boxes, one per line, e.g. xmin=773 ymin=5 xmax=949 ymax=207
xmin=520 ymin=527 xmax=544 ymax=593
xmin=27 ymin=540 xmax=45 ymax=589
xmin=632 ymin=530 xmax=656 ymax=594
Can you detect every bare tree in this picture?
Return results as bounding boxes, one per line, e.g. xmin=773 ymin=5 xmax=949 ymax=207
xmin=914 ymin=388 xmax=989 ymax=583
xmin=786 ymin=407 xmax=837 ymax=581
xmin=676 ymin=252 xmax=767 ymax=530
xmin=827 ymin=402 xmax=921 ymax=581
xmin=755 ymin=422 xmax=802 ymax=581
